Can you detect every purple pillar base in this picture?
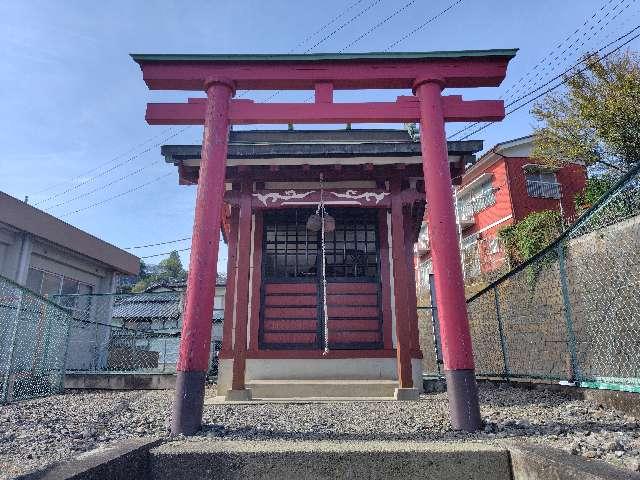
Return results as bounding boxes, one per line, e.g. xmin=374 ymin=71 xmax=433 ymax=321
xmin=170 ymin=370 xmax=207 ymax=436
xmin=445 ymin=369 xmax=482 ymax=432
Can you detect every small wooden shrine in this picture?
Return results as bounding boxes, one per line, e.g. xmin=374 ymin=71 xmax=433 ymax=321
xmin=132 ymin=50 xmax=516 ymax=435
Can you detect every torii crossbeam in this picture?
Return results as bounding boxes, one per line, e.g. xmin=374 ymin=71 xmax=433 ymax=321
xmin=132 ymin=49 xmax=517 ymax=436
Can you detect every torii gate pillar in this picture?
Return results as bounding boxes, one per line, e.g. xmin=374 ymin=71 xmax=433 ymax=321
xmin=171 ymin=79 xmax=234 ymax=435
xmin=414 ymin=79 xmax=481 ymax=431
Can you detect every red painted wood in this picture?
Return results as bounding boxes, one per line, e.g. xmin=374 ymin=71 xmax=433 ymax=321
xmin=326 ymin=283 xmax=377 ymax=294
xmin=328 ymin=319 xmax=380 ymax=331
xmin=231 ymin=186 xmax=253 ymax=390
xmin=263 ymin=306 xmax=318 ymax=319
xmin=262 ymin=332 xmax=317 ymax=344
xmin=220 ymin=206 xmax=239 ymax=355
xmin=403 ymin=207 xmax=421 ymax=353
xmin=326 ymin=294 xmax=377 ymax=306
xmin=390 ymin=178 xmax=414 ymax=388
xmin=415 ymin=80 xmax=475 ymax=371
xmin=315 ymin=82 xmax=333 ymax=103
xmin=331 ymin=331 xmax=381 ymax=343
xmin=136 ymin=57 xmax=511 ymax=91
xmin=264 ymin=294 xmax=318 ymax=306
xmin=326 ymin=306 xmax=379 ymax=318
xmin=378 ymin=209 xmax=393 ymax=350
xmin=177 ymin=81 xmax=233 ymax=373
xmin=264 ymin=319 xmax=318 ymax=332
xmin=265 ymin=283 xmax=317 ymax=294
xmin=249 ymin=211 xmax=263 ymax=352
xmin=146 ymin=96 xmax=504 ymax=125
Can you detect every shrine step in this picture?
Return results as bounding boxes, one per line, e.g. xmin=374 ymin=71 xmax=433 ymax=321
xmin=246 ymin=379 xmax=399 ymax=399
xmin=149 ymin=440 xmax=513 ymax=480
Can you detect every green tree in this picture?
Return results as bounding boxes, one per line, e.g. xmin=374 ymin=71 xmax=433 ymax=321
xmin=574 ymin=175 xmax=616 ymax=215
xmin=131 ymin=251 xmax=187 ymax=293
xmin=532 ymin=51 xmax=640 ymax=174
xmin=157 ymin=251 xmax=187 ymax=282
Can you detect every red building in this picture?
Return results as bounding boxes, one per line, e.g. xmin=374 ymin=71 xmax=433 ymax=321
xmin=416 ymin=135 xmax=587 ymax=284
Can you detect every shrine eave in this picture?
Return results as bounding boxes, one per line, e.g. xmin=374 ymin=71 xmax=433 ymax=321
xmin=161 ymin=129 xmax=482 ymax=164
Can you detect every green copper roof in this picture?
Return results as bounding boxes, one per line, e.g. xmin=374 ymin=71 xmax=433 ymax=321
xmin=131 ymin=49 xmax=518 ymax=63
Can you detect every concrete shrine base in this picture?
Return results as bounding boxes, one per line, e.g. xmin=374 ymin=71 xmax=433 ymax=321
xmin=216 ymin=357 xmax=423 ymax=399
xmin=21 ymin=437 xmax=638 ymax=480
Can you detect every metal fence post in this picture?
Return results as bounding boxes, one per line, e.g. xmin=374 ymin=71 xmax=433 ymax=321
xmin=162 ymin=335 xmax=168 ymax=373
xmin=2 ymin=289 xmax=24 ymax=403
xmin=60 ymin=315 xmax=73 ymax=391
xmin=557 ymin=243 xmax=580 ymax=383
xmin=428 ymin=274 xmax=443 ymax=376
xmin=493 ymin=286 xmax=510 ymax=381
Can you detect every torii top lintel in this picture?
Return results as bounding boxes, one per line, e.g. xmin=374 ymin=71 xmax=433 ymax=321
xmin=132 ymin=50 xmax=517 ymax=125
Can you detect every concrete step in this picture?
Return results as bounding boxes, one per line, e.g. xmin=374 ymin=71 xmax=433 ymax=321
xmin=149 ymin=440 xmax=513 ymax=480
xmin=245 ymin=379 xmax=398 ymax=398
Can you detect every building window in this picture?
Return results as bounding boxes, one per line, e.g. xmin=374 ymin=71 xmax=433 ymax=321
xmin=526 ymin=171 xmax=561 ymax=199
xmin=25 ymin=267 xmax=94 ymax=318
xmin=457 ymin=182 xmax=496 ymax=220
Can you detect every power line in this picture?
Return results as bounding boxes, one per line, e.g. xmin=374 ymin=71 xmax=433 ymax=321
xmin=298 ymin=0 xmax=463 ymax=103
xmin=385 ymin=0 xmax=464 ymax=50
xmin=501 ymin=0 xmax=623 ymax=100
xmin=236 ymin=0 xmax=368 ymax=100
xmin=59 ymin=172 xmax=173 ymax=217
xmin=34 ymin=127 xmax=190 ymax=206
xmin=139 ymin=247 xmax=192 ymax=259
xmin=31 ymin=126 xmax=177 ymax=196
xmin=448 ymin=0 xmax=633 ymax=140
xmin=449 ymin=23 xmax=640 ymax=140
xmin=451 ymin=25 xmax=640 ymax=141
xmin=503 ymin=0 xmax=632 ymax=103
xmin=55 ymin=2 xmax=389 ymax=213
xmin=339 ymin=0 xmax=416 ymax=52
xmin=44 ymin=158 xmax=162 ymax=211
xmin=304 ymin=0 xmax=384 ymax=53
xmin=261 ymin=0 xmax=385 ymax=103
xmin=289 ymin=0 xmax=367 ymax=52
xmin=125 ymin=237 xmax=192 ymax=250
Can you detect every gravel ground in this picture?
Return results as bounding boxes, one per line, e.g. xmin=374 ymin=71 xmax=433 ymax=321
xmin=0 ymin=383 xmax=639 ymax=478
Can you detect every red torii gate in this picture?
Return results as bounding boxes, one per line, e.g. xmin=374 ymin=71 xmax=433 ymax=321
xmin=132 ymin=50 xmax=517 ymax=435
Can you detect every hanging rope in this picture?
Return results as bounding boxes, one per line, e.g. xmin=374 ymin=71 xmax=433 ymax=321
xmin=318 ymin=173 xmax=330 ymax=355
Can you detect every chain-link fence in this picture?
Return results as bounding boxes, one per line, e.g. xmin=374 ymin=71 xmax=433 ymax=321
xmin=52 ymin=291 xmax=223 ymax=376
xmin=0 ymin=275 xmax=71 ymax=403
xmin=459 ymin=163 xmax=640 ymax=392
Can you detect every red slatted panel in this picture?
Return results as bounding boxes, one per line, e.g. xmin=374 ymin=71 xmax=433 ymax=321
xmin=262 ymin=332 xmax=317 ymax=344
xmin=260 ymin=282 xmax=383 ymax=349
xmin=326 ymin=294 xmax=378 ymax=306
xmin=328 ymin=319 xmax=380 ymax=331
xmin=265 ymin=294 xmax=317 ymax=307
xmin=330 ymin=331 xmax=381 ymax=344
xmin=264 ymin=319 xmax=317 ymax=332
xmin=263 ymin=306 xmax=317 ymax=319
xmin=327 ymin=306 xmax=379 ymax=318
xmin=265 ymin=283 xmax=316 ymax=294
xmin=327 ymin=283 xmax=378 ymax=294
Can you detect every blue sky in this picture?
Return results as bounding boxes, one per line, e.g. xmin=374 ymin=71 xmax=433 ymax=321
xmin=1 ymin=0 xmax=638 ymax=272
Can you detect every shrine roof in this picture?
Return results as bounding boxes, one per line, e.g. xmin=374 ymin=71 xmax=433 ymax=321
xmin=162 ymin=129 xmax=482 ymax=163
xmin=131 ymin=50 xmax=518 ymax=64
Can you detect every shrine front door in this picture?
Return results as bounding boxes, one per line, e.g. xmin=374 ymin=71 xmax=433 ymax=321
xmin=259 ymin=208 xmax=383 ymax=350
